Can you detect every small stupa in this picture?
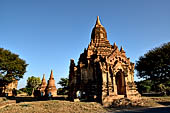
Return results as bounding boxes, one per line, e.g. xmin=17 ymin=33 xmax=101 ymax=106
xmin=45 ymin=70 xmax=57 ymax=97
xmin=38 ymin=74 xmax=47 ymax=96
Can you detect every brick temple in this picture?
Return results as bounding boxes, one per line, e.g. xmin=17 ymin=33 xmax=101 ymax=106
xmin=0 ymin=78 xmax=18 ymax=96
xmin=35 ymin=70 xmax=57 ymax=97
xmin=68 ymin=16 xmax=140 ymax=106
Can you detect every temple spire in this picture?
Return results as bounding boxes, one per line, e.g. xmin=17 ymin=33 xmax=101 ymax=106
xmin=120 ymin=46 xmax=125 ymax=53
xmin=46 ymin=70 xmax=57 ymax=96
xmin=49 ymin=70 xmax=54 ymax=80
xmin=42 ymin=74 xmax=45 ymax=80
xmin=95 ymin=16 xmax=103 ymax=27
xmin=113 ymin=42 xmax=117 ymax=48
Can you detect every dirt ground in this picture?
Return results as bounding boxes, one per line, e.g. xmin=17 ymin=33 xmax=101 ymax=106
xmin=0 ymin=97 xmax=170 ymax=113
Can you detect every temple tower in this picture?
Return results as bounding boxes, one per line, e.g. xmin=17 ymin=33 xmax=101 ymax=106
xmin=46 ymin=70 xmax=57 ymax=97
xmin=38 ymin=74 xmax=47 ymax=96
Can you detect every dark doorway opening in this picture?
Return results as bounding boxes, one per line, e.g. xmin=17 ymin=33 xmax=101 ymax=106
xmin=115 ymin=71 xmax=126 ymax=95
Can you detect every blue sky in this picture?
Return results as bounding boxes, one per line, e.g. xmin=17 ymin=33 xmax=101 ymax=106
xmin=0 ymin=0 xmax=170 ymax=89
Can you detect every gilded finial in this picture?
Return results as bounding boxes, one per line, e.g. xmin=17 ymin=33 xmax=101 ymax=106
xmin=96 ymin=16 xmax=101 ymax=25
xmin=95 ymin=16 xmax=103 ymax=27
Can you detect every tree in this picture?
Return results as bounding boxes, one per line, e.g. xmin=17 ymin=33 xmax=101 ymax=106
xmin=135 ymin=80 xmax=153 ymax=94
xmin=26 ymin=76 xmax=41 ymax=95
xmin=0 ymin=48 xmax=28 ymax=84
xmin=135 ymin=42 xmax=170 ymax=95
xmin=57 ymin=78 xmax=68 ymax=95
xmin=135 ymin=42 xmax=170 ymax=83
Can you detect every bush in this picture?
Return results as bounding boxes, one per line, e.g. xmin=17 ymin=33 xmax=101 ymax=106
xmin=19 ymin=87 xmax=33 ymax=96
xmin=136 ymin=80 xmax=153 ymax=93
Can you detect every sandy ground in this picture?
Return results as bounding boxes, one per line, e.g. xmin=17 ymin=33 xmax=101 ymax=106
xmin=0 ymin=97 xmax=169 ymax=113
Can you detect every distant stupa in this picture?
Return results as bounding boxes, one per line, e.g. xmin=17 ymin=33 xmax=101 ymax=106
xmin=37 ymin=74 xmax=47 ymax=96
xmin=36 ymin=70 xmax=57 ymax=97
xmin=46 ymin=70 xmax=57 ymax=97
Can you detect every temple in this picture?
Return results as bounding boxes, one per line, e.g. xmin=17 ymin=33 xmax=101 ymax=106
xmin=38 ymin=74 xmax=47 ymax=96
xmin=68 ymin=16 xmax=140 ymax=106
xmin=35 ymin=70 xmax=57 ymax=97
xmin=0 ymin=78 xmax=18 ymax=96
xmin=45 ymin=70 xmax=57 ymax=97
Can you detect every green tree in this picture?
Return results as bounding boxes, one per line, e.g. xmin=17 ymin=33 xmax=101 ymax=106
xmin=135 ymin=42 xmax=170 ymax=95
xmin=26 ymin=76 xmax=41 ymax=95
xmin=157 ymin=83 xmax=167 ymax=95
xmin=135 ymin=42 xmax=170 ymax=83
xmin=57 ymin=78 xmax=68 ymax=95
xmin=136 ymin=80 xmax=153 ymax=93
xmin=0 ymin=48 xmax=28 ymax=88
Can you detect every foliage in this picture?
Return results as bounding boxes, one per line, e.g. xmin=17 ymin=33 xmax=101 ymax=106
xmin=26 ymin=76 xmax=41 ymax=95
xmin=57 ymin=88 xmax=66 ymax=95
xmin=156 ymin=83 xmax=170 ymax=96
xmin=19 ymin=88 xmax=27 ymax=93
xmin=16 ymin=89 xmax=23 ymax=94
xmin=25 ymin=87 xmax=33 ymax=96
xmin=17 ymin=88 xmax=27 ymax=94
xmin=135 ymin=42 xmax=170 ymax=83
xmin=157 ymin=83 xmax=167 ymax=95
xmin=0 ymin=48 xmax=28 ymax=84
xmin=135 ymin=42 xmax=170 ymax=95
xmin=136 ymin=80 xmax=153 ymax=93
xmin=136 ymin=79 xmax=170 ymax=96
xmin=26 ymin=76 xmax=41 ymax=89
xmin=57 ymin=78 xmax=68 ymax=95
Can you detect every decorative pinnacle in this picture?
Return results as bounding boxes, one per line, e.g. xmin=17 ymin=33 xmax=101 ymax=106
xmin=113 ymin=42 xmax=117 ymax=48
xmin=42 ymin=74 xmax=45 ymax=80
xmin=96 ymin=16 xmax=101 ymax=25
xmin=120 ymin=46 xmax=125 ymax=53
xmin=50 ymin=70 xmax=54 ymax=80
xmin=95 ymin=16 xmax=103 ymax=27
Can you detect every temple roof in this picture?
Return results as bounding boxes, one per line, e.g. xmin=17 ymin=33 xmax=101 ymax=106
xmin=87 ymin=16 xmax=112 ymax=57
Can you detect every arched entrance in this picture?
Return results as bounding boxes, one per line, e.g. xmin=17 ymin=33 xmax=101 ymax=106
xmin=115 ymin=71 xmax=126 ymax=95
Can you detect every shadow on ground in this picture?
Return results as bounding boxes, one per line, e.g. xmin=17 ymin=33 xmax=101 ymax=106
xmin=113 ymin=101 xmax=170 ymax=113
xmin=114 ymin=107 xmax=170 ymax=113
xmin=157 ymin=102 xmax=170 ymax=106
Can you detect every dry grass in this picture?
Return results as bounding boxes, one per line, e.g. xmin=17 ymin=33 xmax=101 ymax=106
xmin=0 ymin=100 xmax=107 ymax=113
xmin=0 ymin=97 xmax=170 ymax=113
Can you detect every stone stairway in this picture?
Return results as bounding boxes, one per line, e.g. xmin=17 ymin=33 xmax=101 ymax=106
xmin=126 ymin=82 xmax=141 ymax=99
xmin=117 ymin=95 xmax=125 ymax=99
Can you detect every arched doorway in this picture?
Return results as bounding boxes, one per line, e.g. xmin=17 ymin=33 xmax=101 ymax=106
xmin=115 ymin=71 xmax=126 ymax=95
xmin=48 ymin=92 xmax=52 ymax=97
